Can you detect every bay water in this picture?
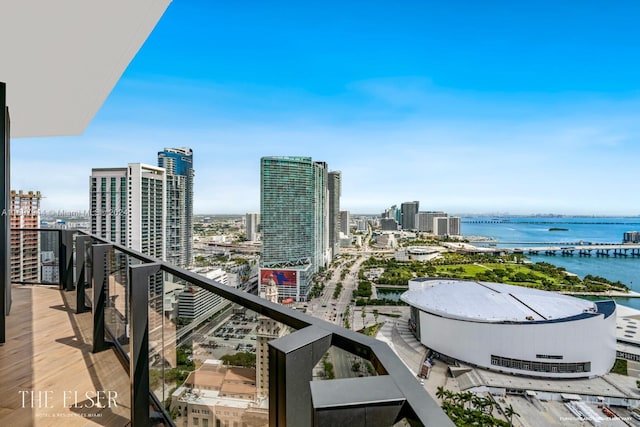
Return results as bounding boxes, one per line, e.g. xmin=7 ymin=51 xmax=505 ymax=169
xmin=461 ymin=216 xmax=640 ymax=309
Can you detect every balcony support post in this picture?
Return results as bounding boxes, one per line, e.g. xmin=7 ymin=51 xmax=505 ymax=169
xmin=75 ymin=235 xmax=91 ymax=313
xmin=0 ymin=82 xmax=9 ymax=344
xmin=129 ymin=262 xmax=161 ymax=427
xmin=92 ymin=243 xmax=112 ymax=353
xmin=61 ymin=229 xmax=74 ymax=291
xmin=56 ymin=230 xmax=64 ymax=287
xmin=268 ymin=325 xmax=332 ymax=427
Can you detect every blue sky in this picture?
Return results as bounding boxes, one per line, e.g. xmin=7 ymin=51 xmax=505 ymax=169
xmin=11 ymin=0 xmax=640 ymax=215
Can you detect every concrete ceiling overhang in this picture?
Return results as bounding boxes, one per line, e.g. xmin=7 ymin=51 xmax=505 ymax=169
xmin=0 ymin=0 xmax=172 ymax=138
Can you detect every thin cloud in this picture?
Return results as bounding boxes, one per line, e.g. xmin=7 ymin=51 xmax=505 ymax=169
xmin=11 ymin=80 xmax=640 ymax=216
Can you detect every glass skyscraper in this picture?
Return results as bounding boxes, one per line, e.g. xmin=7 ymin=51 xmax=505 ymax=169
xmin=328 ymin=171 xmax=341 ymax=258
xmin=260 ymin=156 xmax=330 ymax=300
xmin=401 ymin=200 xmax=420 ymax=230
xmin=158 ymin=147 xmax=194 ymax=268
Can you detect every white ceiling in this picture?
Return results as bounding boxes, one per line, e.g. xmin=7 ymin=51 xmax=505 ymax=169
xmin=0 ymin=0 xmax=172 ymax=138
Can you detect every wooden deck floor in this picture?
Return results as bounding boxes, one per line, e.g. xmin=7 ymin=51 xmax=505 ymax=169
xmin=0 ymin=285 xmax=131 ymax=426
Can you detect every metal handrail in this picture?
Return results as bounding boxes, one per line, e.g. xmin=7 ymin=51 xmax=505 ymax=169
xmin=83 ymin=230 xmax=452 ymax=426
xmin=17 ymin=228 xmax=453 ymax=426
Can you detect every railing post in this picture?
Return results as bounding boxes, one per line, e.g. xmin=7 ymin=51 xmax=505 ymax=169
xmin=129 ymin=262 xmax=161 ymax=427
xmin=0 ymin=82 xmax=9 ymax=344
xmin=268 ymin=325 xmax=332 ymax=427
xmin=92 ymin=244 xmax=112 ymax=353
xmin=75 ymin=235 xmax=91 ymax=314
xmin=61 ymin=229 xmax=74 ymax=291
xmin=57 ymin=230 xmax=64 ymax=287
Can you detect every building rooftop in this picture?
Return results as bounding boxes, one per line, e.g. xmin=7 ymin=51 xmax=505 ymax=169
xmin=224 ymin=367 xmax=256 ymax=383
xmin=175 ymin=361 xmax=259 ymax=408
xmin=174 ymin=387 xmax=255 ymax=410
xmin=220 ymin=382 xmax=256 ymax=396
xmin=402 ymin=279 xmax=600 ymax=323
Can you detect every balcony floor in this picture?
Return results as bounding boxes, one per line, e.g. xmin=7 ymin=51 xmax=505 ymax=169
xmin=0 ymin=285 xmax=131 ymax=426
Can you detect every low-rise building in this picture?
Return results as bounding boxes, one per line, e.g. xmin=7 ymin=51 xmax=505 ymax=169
xmin=380 ymin=218 xmax=399 ymax=231
xmin=171 ymin=359 xmax=268 ymax=427
xmin=178 ymin=268 xmax=228 ymax=320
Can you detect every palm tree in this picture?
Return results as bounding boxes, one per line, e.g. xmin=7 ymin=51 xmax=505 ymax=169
xmin=436 ymin=386 xmax=445 ymax=401
xmin=471 ymin=395 xmax=486 ymax=413
xmin=505 ymin=404 xmax=520 ymax=426
xmin=361 ymin=305 xmax=367 ymax=328
xmin=443 ymin=389 xmax=455 ymax=405
xmin=459 ymin=391 xmax=473 ymax=410
xmin=483 ymin=396 xmax=495 ymax=415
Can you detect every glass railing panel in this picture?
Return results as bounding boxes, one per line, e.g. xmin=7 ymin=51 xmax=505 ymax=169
xmin=39 ymin=229 xmax=60 ymax=284
xmin=154 ymin=271 xmax=295 ymax=427
xmin=104 ymin=247 xmax=142 ymax=354
xmin=313 ymin=346 xmax=377 ymax=381
xmin=9 ymin=229 xmax=60 ymax=285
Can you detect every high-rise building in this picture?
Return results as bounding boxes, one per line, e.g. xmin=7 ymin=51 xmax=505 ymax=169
xmin=128 ymin=162 xmax=166 ymax=259
xmin=315 ymin=161 xmax=330 ymax=268
xmin=327 ymin=171 xmax=341 ymax=258
xmin=401 ymin=201 xmax=420 ymax=230
xmin=448 ymin=216 xmax=461 ymax=236
xmin=416 ymin=211 xmax=448 ymax=233
xmin=158 ymin=147 xmax=194 ymax=268
xmin=10 ymin=190 xmax=41 ymax=282
xmin=91 ymin=164 xmax=166 ymax=258
xmin=91 ymin=164 xmax=166 ymax=336
xmin=339 ymin=210 xmax=350 ymax=237
xmin=260 ymin=156 xmax=330 ymax=300
xmin=245 ymin=212 xmax=260 ymax=242
xmin=356 ymin=218 xmax=368 ymax=232
xmin=430 ymin=215 xmax=461 ymax=237
xmin=434 ymin=217 xmax=450 ymax=236
xmin=382 ymin=205 xmax=400 ymax=223
xmin=90 ymin=168 xmax=128 ymax=246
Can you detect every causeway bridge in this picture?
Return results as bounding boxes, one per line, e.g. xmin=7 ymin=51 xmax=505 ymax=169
xmin=462 ymin=243 xmax=640 ymax=257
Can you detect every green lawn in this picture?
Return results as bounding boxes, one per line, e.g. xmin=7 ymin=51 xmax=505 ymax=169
xmin=363 ymin=255 xmax=624 ymax=294
xmin=434 ymin=263 xmax=565 ymax=290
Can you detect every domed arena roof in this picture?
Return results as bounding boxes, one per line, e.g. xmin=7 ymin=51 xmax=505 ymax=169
xmin=401 ymin=279 xmax=600 ymax=323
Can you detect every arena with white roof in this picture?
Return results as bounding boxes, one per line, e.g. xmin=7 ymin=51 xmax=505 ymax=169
xmin=401 ymin=278 xmax=617 ymax=378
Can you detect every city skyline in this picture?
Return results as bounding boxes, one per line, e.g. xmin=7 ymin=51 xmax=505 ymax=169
xmin=10 ymin=1 xmax=640 ymax=215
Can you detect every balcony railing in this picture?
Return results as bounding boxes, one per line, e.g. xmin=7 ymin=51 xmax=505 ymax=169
xmin=12 ymin=228 xmax=454 ymax=427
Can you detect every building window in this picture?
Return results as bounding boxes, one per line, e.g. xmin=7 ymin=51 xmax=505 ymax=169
xmin=490 ymin=354 xmax=590 ymax=374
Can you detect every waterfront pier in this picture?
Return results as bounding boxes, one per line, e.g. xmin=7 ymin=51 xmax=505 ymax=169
xmin=459 ymin=243 xmax=640 ymax=257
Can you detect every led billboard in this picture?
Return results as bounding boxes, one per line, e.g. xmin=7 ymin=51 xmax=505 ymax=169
xmin=260 ymin=269 xmax=298 ymax=287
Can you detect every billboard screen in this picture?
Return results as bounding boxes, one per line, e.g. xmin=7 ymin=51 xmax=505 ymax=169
xmin=260 ymin=269 xmax=298 ymax=287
